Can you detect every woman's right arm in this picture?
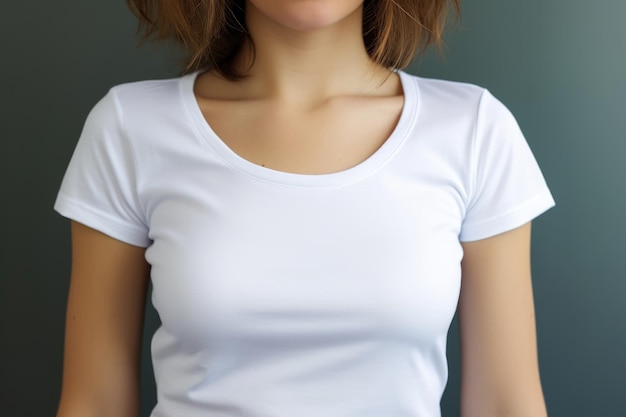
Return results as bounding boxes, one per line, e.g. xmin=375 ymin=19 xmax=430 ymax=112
xmin=56 ymin=221 xmax=150 ymax=417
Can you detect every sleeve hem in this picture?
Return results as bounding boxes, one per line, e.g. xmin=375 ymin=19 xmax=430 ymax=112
xmin=54 ymin=194 xmax=151 ymax=248
xmin=459 ymin=192 xmax=555 ymax=242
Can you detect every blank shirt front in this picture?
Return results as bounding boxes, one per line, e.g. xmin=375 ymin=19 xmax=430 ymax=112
xmin=54 ymin=70 xmax=555 ymax=417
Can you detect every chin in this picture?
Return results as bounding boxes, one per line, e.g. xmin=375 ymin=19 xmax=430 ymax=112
xmin=246 ymin=0 xmax=365 ymax=32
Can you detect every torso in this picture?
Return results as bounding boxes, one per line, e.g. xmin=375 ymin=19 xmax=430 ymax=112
xmin=193 ymin=71 xmax=405 ymax=175
xmin=55 ymin=71 xmax=553 ymax=416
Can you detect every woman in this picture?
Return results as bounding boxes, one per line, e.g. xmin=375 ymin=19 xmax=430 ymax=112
xmin=54 ymin=0 xmax=554 ymax=416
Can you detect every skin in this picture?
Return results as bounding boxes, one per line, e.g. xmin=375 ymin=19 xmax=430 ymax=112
xmin=56 ymin=222 xmax=150 ymax=417
xmin=194 ymin=0 xmax=404 ymax=174
xmin=56 ymin=0 xmax=548 ymax=416
xmin=460 ymin=223 xmax=548 ymax=417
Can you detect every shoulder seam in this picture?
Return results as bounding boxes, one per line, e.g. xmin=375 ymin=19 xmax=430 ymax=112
xmin=466 ymin=88 xmax=489 ymax=215
xmin=107 ymin=87 xmax=149 ymax=230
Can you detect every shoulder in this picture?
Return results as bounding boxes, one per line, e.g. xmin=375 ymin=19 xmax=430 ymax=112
xmin=400 ymin=72 xmax=513 ymax=120
xmin=400 ymin=72 xmax=520 ymax=137
xmin=401 ymin=72 xmax=484 ymax=107
xmin=106 ymin=75 xmax=186 ymax=115
xmin=84 ymin=74 xmax=194 ymax=142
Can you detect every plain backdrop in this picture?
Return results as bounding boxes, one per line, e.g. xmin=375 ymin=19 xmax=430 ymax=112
xmin=1 ymin=1 xmax=625 ymax=416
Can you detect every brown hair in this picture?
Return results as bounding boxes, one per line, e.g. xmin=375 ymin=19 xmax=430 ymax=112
xmin=126 ymin=0 xmax=460 ymax=79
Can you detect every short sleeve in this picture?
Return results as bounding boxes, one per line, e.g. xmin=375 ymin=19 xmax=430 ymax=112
xmin=459 ymin=90 xmax=555 ymax=242
xmin=53 ymin=89 xmax=151 ymax=247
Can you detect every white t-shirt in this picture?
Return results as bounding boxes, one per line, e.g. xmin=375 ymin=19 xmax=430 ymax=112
xmin=54 ymin=70 xmax=555 ymax=417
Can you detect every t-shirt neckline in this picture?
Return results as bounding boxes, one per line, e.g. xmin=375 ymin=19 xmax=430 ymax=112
xmin=180 ymin=69 xmax=419 ymax=188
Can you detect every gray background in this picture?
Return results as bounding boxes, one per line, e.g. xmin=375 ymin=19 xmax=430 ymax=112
xmin=1 ymin=1 xmax=625 ymax=416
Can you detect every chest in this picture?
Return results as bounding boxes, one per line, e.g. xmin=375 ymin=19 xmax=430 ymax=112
xmin=196 ymin=96 xmax=404 ymax=175
xmin=143 ymin=163 xmax=464 ymax=351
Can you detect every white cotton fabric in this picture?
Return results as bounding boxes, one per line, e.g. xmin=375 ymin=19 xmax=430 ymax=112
xmin=54 ymin=70 xmax=555 ymax=417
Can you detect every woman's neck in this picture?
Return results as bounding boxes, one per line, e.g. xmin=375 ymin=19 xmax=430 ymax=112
xmin=231 ymin=1 xmax=394 ymax=107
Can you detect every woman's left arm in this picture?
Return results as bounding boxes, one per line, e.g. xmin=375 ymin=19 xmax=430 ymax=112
xmin=458 ymin=222 xmax=548 ymax=417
